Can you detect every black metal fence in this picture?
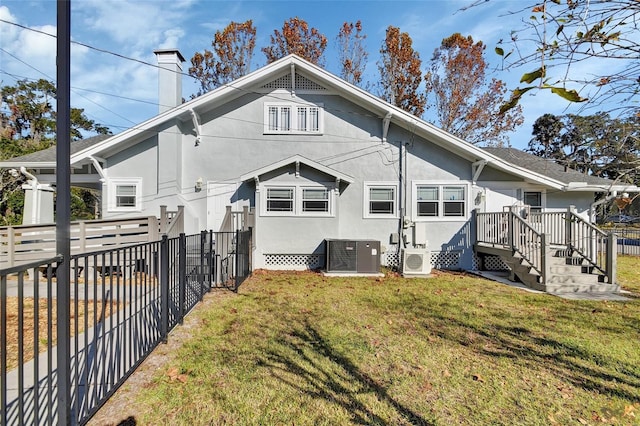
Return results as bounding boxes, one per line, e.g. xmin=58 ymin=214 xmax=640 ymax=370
xmin=1 ymin=229 xmax=251 ymax=425
xmin=613 ymin=228 xmax=640 ymax=256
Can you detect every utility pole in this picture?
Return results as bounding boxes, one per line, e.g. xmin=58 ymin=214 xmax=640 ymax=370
xmin=56 ymin=0 xmax=71 ymax=424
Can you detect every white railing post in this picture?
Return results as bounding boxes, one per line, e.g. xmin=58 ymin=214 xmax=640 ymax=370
xmin=79 ymin=221 xmax=86 ymax=253
xmin=540 ymin=233 xmax=552 ymax=285
xmin=607 ymin=232 xmax=617 ymax=284
xmin=160 ymin=205 xmax=168 ymax=234
xmin=8 ymin=226 xmax=15 ymax=267
xmin=148 ymin=216 xmax=160 ymax=242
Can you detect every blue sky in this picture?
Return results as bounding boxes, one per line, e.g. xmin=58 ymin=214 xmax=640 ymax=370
xmin=0 ymin=0 xmax=610 ymax=149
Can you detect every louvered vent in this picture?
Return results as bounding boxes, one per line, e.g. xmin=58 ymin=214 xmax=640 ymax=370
xmin=261 ymin=74 xmax=291 ymax=89
xmin=295 ymin=74 xmax=326 ymax=91
xmin=261 ymin=74 xmax=327 ymax=91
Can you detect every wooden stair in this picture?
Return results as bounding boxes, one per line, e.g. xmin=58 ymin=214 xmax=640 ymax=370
xmin=496 ymin=246 xmax=620 ymax=294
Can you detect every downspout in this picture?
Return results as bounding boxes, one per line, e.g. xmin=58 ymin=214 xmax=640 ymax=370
xmin=589 ymin=191 xmax=617 ymax=223
xmin=397 ymin=142 xmax=403 ymax=256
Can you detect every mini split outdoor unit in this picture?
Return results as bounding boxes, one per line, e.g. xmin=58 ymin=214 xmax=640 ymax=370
xmin=325 ymin=239 xmax=381 ymax=273
xmin=402 ymin=248 xmax=432 ymax=277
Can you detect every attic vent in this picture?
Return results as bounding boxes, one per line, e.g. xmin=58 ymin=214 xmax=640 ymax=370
xmin=262 ymin=74 xmax=291 ymax=89
xmin=261 ymin=74 xmax=327 ymax=91
xmin=295 ymin=74 xmax=326 ymax=91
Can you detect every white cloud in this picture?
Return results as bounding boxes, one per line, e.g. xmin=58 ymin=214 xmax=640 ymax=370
xmin=75 ymin=0 xmax=193 ymax=53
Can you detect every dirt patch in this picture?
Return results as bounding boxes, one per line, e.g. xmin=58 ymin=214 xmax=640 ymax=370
xmin=5 ymin=298 xmax=121 ymax=371
xmin=86 ymin=289 xmax=236 ymax=425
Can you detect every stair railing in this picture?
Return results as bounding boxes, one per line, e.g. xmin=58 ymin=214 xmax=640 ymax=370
xmin=510 ymin=212 xmax=545 ymax=278
xmin=566 ymin=211 xmax=614 ymax=281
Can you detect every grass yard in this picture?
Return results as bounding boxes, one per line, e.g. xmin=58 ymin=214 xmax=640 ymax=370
xmin=128 ymin=261 xmax=640 ymax=426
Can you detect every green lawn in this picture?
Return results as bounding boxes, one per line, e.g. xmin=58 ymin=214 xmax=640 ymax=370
xmin=133 ymin=263 xmax=639 ymax=425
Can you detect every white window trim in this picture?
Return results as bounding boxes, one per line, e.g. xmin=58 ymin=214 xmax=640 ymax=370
xmin=522 ymin=189 xmax=546 ymax=212
xmin=108 ymin=178 xmax=142 ymax=212
xmin=364 ymin=182 xmax=399 ymax=219
xmin=263 ymin=102 xmax=324 ymax=135
xmin=260 ymin=183 xmax=334 ymax=217
xmin=411 ymin=182 xmax=470 ymax=221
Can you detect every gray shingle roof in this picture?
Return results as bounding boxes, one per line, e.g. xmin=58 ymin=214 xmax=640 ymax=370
xmin=1 ymin=134 xmax=110 ymax=163
xmin=482 ymin=147 xmax=613 ymax=186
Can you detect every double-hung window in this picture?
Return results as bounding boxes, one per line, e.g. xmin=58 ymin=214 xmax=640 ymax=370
xmin=364 ymin=183 xmax=398 ymax=218
xmin=302 ymin=188 xmax=329 ymax=213
xmin=523 ymin=191 xmax=542 ymax=213
xmin=266 ymin=187 xmax=294 ymax=212
xmin=414 ymin=183 xmax=467 ymax=220
xmin=262 ymin=185 xmax=332 ymax=216
xmin=265 ymin=103 xmax=323 ymax=134
xmin=108 ymin=178 xmax=142 ymax=212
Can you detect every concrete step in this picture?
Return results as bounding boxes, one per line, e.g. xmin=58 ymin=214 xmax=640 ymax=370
xmin=547 ymin=282 xmax=620 ymax=294
xmin=546 ymin=272 xmax=603 ymax=286
xmin=549 ymin=264 xmax=594 ymax=275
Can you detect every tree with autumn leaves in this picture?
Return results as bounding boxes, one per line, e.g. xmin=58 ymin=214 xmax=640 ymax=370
xmin=189 ymin=20 xmax=257 ymax=96
xmin=424 ymin=33 xmax=524 ymax=146
xmin=190 ymin=19 xmax=521 ymax=145
xmin=262 ymin=17 xmax=327 ymax=65
xmin=377 ymin=26 xmax=426 ymax=117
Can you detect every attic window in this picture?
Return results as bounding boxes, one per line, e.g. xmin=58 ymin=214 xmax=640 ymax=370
xmin=264 ymin=103 xmax=323 ymax=134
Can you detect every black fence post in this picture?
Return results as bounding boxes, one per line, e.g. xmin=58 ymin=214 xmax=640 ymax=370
xmin=234 ymin=229 xmax=240 ymax=292
xmin=160 ymin=235 xmax=169 ymax=343
xmin=179 ymin=233 xmax=186 ymax=325
xmin=208 ymin=230 xmax=214 ymax=290
xmin=200 ymin=231 xmax=206 ymax=300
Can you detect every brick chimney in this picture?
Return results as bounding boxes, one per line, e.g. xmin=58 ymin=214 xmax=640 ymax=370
xmin=154 ymin=49 xmax=185 ymax=114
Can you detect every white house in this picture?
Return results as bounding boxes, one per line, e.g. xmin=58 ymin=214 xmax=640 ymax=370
xmin=2 ymin=51 xmax=637 ymax=278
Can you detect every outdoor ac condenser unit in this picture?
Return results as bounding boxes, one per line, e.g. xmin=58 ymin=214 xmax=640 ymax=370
xmin=325 ymin=239 xmax=381 ymax=273
xmin=402 ymin=248 xmax=432 ymax=277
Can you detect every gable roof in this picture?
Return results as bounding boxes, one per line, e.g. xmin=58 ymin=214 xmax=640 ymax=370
xmin=1 ymin=55 xmax=637 ymax=193
xmin=240 ymin=155 xmax=354 ymax=184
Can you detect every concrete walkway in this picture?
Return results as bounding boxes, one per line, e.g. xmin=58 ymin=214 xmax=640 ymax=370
xmin=470 ymin=270 xmax=632 ymax=301
xmin=3 ymin=277 xmax=169 ymax=425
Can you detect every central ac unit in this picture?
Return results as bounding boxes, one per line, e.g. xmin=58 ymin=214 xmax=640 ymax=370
xmin=402 ymin=249 xmax=431 ymax=277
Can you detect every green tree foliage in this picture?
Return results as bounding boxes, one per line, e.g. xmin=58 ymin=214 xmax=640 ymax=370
xmin=262 ymin=17 xmax=327 ymax=65
xmin=528 ymin=112 xmax=640 ymax=184
xmin=1 ymin=79 xmax=110 ymax=225
xmin=425 ymin=33 xmax=524 ymax=146
xmin=189 ymin=20 xmax=257 ymax=96
xmin=377 ymin=26 xmax=426 ymax=117
xmin=476 ymin=0 xmax=640 ymax=114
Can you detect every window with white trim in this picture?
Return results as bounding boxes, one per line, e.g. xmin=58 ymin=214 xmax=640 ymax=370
xmin=302 ymin=188 xmax=329 ymax=213
xmin=266 ymin=187 xmax=294 ymax=212
xmin=524 ymin=191 xmax=542 ymax=213
xmin=264 ymin=103 xmax=323 ymax=134
xmin=108 ymin=178 xmax=142 ymax=212
xmin=261 ymin=184 xmax=333 ymax=216
xmin=414 ymin=183 xmax=467 ymax=220
xmin=364 ymin=183 xmax=398 ymax=218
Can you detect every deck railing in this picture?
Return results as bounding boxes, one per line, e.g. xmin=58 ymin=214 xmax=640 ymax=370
xmin=476 ymin=208 xmax=616 ymax=284
xmin=0 ymin=217 xmax=160 ymax=269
